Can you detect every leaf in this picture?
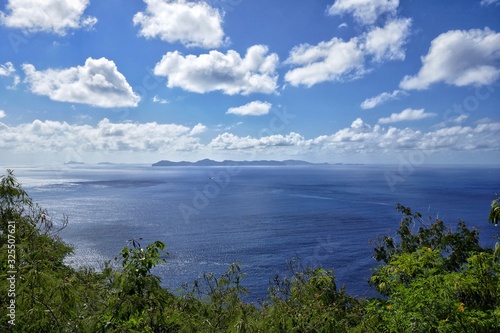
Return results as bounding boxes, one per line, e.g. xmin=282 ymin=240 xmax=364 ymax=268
xmin=489 ymin=197 xmax=500 ymax=226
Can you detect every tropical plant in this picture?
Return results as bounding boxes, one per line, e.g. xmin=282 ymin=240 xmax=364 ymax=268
xmin=0 ymin=169 xmax=92 ymax=332
xmin=260 ymin=261 xmax=365 ymax=332
xmin=2 ymin=169 xmax=500 ymax=332
xmin=489 ymin=194 xmax=500 ymax=226
xmin=362 ymin=204 xmax=500 ymax=332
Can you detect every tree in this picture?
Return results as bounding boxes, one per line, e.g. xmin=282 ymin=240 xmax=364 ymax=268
xmin=0 ymin=169 xmax=93 ymax=332
xmin=2 ymin=169 xmax=500 ymax=332
xmin=362 ymin=204 xmax=500 ymax=332
xmin=260 ymin=260 xmax=364 ymax=332
xmin=489 ymin=194 xmax=500 ymax=226
xmin=372 ymin=204 xmax=485 ymax=273
xmin=95 ymin=239 xmax=177 ymax=332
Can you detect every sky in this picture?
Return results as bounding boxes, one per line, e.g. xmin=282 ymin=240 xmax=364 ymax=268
xmin=0 ymin=0 xmax=499 ymax=165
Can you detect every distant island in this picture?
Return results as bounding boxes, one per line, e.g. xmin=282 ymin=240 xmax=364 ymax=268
xmin=152 ymin=159 xmax=333 ymax=167
xmin=64 ymin=161 xmax=85 ymax=165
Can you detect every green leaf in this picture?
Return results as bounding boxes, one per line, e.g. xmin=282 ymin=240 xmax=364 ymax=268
xmin=489 ymin=196 xmax=500 ymax=226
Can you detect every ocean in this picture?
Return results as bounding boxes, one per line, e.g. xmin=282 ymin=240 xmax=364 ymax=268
xmin=8 ymin=164 xmax=500 ymax=301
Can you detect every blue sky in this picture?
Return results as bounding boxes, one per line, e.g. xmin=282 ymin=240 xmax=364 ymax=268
xmin=0 ymin=0 xmax=499 ymax=165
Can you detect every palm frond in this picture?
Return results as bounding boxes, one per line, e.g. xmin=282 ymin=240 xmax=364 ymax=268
xmin=489 ymin=197 xmax=500 ymax=226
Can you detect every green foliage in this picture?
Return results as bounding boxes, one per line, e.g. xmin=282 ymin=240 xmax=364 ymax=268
xmin=95 ymin=239 xmax=179 ymax=332
xmin=373 ymin=204 xmax=484 ymax=273
xmin=260 ymin=263 xmax=365 ymax=332
xmin=363 ymin=249 xmax=500 ymax=332
xmin=176 ymin=263 xmax=259 ymax=332
xmin=490 ymin=194 xmax=500 ymax=226
xmin=1 ymin=170 xmax=499 ymax=332
xmin=0 ymin=169 xmax=87 ymax=332
xmin=364 ymin=204 xmax=500 ymax=332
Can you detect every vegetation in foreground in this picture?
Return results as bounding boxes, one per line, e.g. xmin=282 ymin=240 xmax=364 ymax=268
xmin=1 ymin=169 xmax=500 ymax=332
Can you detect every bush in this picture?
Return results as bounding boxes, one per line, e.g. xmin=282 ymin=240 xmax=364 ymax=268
xmin=363 ymin=204 xmax=500 ymax=332
xmin=1 ymin=170 xmax=499 ymax=332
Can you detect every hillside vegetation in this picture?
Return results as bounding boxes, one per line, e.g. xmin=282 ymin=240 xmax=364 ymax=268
xmin=1 ymin=170 xmax=499 ymax=332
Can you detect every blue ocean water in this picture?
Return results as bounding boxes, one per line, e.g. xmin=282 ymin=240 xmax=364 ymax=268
xmin=10 ymin=164 xmax=500 ymax=300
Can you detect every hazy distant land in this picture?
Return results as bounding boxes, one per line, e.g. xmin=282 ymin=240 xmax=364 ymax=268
xmin=152 ymin=159 xmax=335 ymax=167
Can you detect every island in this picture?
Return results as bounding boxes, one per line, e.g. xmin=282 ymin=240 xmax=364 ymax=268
xmin=64 ymin=161 xmax=85 ymax=165
xmin=152 ymin=159 xmax=332 ymax=167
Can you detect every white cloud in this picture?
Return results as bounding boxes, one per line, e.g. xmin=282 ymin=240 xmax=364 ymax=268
xmin=364 ymin=18 xmax=411 ymax=62
xmin=0 ymin=110 xmax=5 ymax=119
xmin=0 ymin=118 xmax=205 ymax=153
xmin=284 ymin=37 xmax=365 ymax=87
xmin=434 ymin=114 xmax=471 ymax=129
xmin=1 ymin=118 xmax=499 ymax=162
xmin=0 ymin=0 xmax=96 ymax=35
xmin=452 ymin=115 xmax=469 ymax=124
xmin=285 ymin=19 xmax=411 ymax=87
xmin=378 ymin=108 xmax=436 ymax=124
xmin=153 ymin=95 xmax=169 ymax=104
xmin=0 ymin=62 xmax=15 ymax=76
xmin=154 ymin=45 xmax=279 ymax=95
xmin=209 ymin=132 xmax=306 ymax=150
xmin=190 ymin=123 xmax=207 ymax=135
xmin=327 ymin=0 xmax=399 ymax=25
xmin=216 ymin=122 xmax=243 ymax=132
xmin=400 ymin=28 xmax=500 ymax=90
xmin=133 ymin=0 xmax=225 ymax=48
xmin=481 ymin=0 xmax=500 ymax=6
xmin=207 ymin=118 xmax=500 ymax=156
xmin=0 ymin=62 xmax=19 ymax=89
xmin=360 ymin=89 xmax=406 ymax=109
xmin=226 ymin=101 xmax=272 ymax=116
xmin=22 ymin=57 xmax=141 ymax=108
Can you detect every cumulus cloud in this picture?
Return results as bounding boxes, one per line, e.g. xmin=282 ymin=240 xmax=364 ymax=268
xmin=284 ymin=37 xmax=364 ymax=87
xmin=364 ymin=18 xmax=411 ymax=61
xmin=0 ymin=62 xmax=15 ymax=76
xmin=327 ymin=0 xmax=399 ymax=25
xmin=378 ymin=108 xmax=436 ymax=124
xmin=0 ymin=110 xmax=6 ymax=119
xmin=435 ymin=114 xmax=472 ymax=129
xmin=0 ymin=118 xmax=205 ymax=153
xmin=360 ymin=89 xmax=406 ymax=109
xmin=152 ymin=95 xmax=169 ymax=104
xmin=0 ymin=0 xmax=96 ymax=35
xmin=190 ymin=123 xmax=207 ymax=135
xmin=226 ymin=101 xmax=272 ymax=116
xmin=2 ymin=118 xmax=499 ymax=160
xmin=133 ymin=0 xmax=225 ymax=48
xmin=285 ymin=19 xmax=411 ymax=87
xmin=209 ymin=132 xmax=306 ymax=150
xmin=207 ymin=118 xmax=500 ymax=155
xmin=0 ymin=62 xmax=20 ymax=89
xmin=400 ymin=28 xmax=500 ymax=90
xmin=452 ymin=115 xmax=469 ymax=124
xmin=154 ymin=45 xmax=279 ymax=95
xmin=22 ymin=57 xmax=141 ymax=108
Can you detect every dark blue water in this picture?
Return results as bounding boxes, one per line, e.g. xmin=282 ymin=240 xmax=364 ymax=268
xmin=11 ymin=164 xmax=500 ymax=301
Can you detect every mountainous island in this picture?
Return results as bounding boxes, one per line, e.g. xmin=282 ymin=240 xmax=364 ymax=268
xmin=152 ymin=159 xmax=332 ymax=167
xmin=64 ymin=161 xmax=85 ymax=165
